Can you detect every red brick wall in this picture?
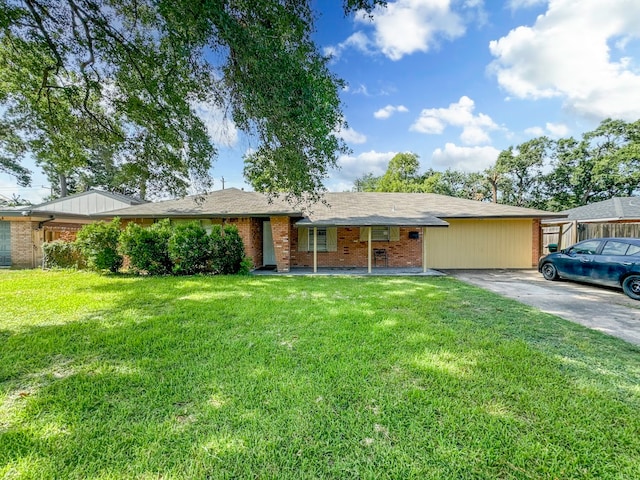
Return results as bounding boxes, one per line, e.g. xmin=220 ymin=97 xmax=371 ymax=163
xmin=226 ymin=217 xmax=263 ymax=268
xmin=290 ymin=226 xmax=424 ymax=268
xmin=43 ymin=223 xmax=83 ymax=242
xmin=270 ymin=216 xmax=291 ymax=272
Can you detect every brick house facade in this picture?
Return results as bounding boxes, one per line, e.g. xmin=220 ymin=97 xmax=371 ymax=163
xmin=2 ymin=188 xmax=559 ymax=271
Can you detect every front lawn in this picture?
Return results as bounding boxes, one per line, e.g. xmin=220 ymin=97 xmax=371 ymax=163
xmin=1 ymin=270 xmax=639 ymax=479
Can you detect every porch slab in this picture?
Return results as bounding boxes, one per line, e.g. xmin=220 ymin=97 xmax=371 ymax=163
xmin=252 ymin=267 xmax=445 ymax=276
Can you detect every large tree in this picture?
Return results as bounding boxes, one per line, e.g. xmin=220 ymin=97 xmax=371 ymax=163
xmin=375 ymin=152 xmax=422 ymax=192
xmin=542 ymin=119 xmax=640 ymax=210
xmin=0 ymin=0 xmax=385 ymax=199
xmin=494 ymin=137 xmax=551 ymax=208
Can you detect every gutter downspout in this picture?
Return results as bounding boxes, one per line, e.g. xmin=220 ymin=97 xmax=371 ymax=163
xmin=38 ymin=216 xmax=55 ymax=230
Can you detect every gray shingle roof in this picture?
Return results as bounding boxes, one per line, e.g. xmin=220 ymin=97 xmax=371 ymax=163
xmin=102 ymin=188 xmax=561 ymax=226
xmin=548 ymin=197 xmax=640 ymax=222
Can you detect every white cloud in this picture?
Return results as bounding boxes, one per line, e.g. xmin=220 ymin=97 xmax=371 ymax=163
xmin=323 ymin=31 xmax=373 ymax=60
xmin=489 ymin=0 xmax=640 ymax=121
xmin=410 ymin=96 xmax=498 ymax=145
xmin=524 ymin=126 xmax=545 ymax=136
xmin=194 ymin=103 xmax=238 ymax=148
xmin=431 ymin=143 xmax=500 ymax=171
xmin=352 ymin=0 xmax=468 ymax=61
xmin=524 ymin=122 xmax=569 ymax=138
xmin=373 ymin=104 xmax=409 ymax=119
xmin=329 ymin=150 xmax=397 ymax=189
xmin=335 ymin=125 xmax=367 ymax=144
xmin=350 ymin=84 xmax=370 ymax=96
xmin=545 ymin=122 xmax=569 ymax=137
xmin=325 ymin=0 xmax=485 ymax=62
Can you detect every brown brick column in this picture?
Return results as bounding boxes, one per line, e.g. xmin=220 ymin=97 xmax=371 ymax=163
xmin=532 ymin=219 xmax=542 ymax=267
xmin=226 ymin=217 xmax=262 ymax=268
xmin=10 ymin=221 xmax=37 ymax=269
xmin=270 ymin=216 xmax=291 ymax=272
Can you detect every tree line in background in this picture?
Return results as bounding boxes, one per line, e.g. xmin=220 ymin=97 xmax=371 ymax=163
xmin=354 ymin=118 xmax=640 ymax=212
xmin=43 ymin=219 xmax=250 ymax=275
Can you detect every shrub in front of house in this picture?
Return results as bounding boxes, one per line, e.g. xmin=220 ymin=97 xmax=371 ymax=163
xmin=119 ymin=219 xmax=173 ymax=275
xmin=75 ymin=218 xmax=123 ymax=273
xmin=210 ymin=224 xmax=245 ymax=274
xmin=42 ymin=240 xmax=87 ymax=269
xmin=168 ymin=221 xmax=212 ymax=275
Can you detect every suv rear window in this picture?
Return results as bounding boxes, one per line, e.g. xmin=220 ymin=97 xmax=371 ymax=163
xmin=626 ymin=244 xmax=640 ymax=256
xmin=601 ymin=241 xmax=630 ymax=256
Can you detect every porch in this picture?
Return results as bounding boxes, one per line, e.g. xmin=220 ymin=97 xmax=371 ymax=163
xmin=253 ymin=266 xmax=446 ymax=276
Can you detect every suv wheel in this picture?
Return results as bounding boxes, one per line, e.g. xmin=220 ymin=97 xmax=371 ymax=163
xmin=622 ymin=275 xmax=640 ymax=300
xmin=541 ymin=263 xmax=558 ymax=281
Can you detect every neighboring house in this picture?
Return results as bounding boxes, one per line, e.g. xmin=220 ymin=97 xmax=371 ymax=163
xmin=0 ymin=190 xmax=145 ymax=268
xmin=542 ymin=197 xmax=640 ymax=251
xmin=101 ymin=188 xmax=561 ymax=272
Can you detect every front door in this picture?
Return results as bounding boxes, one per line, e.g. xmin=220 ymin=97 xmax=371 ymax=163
xmin=0 ymin=221 xmax=11 ymax=267
xmin=263 ymin=221 xmax=276 ymax=266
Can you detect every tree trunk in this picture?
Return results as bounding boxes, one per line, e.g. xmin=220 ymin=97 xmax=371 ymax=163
xmin=59 ymin=173 xmax=68 ymax=197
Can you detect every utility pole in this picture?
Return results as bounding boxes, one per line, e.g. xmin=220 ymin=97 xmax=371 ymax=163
xmin=221 ymin=177 xmax=225 ymax=190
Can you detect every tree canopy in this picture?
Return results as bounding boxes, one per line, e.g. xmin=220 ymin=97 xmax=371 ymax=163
xmin=0 ymin=0 xmax=385 ymax=200
xmin=353 ymin=118 xmax=640 ymax=211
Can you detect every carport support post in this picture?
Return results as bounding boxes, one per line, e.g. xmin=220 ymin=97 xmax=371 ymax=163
xmin=367 ymin=226 xmax=372 ymax=274
xmin=422 ymin=226 xmax=427 ymax=273
xmin=313 ymin=226 xmax=318 ymax=273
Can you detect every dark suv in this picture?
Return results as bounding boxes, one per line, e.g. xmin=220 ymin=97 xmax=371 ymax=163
xmin=538 ymin=237 xmax=640 ymax=300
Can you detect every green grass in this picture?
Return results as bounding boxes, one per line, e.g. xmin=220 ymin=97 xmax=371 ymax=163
xmin=1 ymin=270 xmax=639 ymax=479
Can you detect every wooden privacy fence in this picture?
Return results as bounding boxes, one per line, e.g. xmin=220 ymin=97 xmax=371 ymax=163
xmin=579 ymin=223 xmax=640 ymax=241
xmin=542 ymin=222 xmax=576 ymax=253
xmin=543 ymin=222 xmax=640 ymax=253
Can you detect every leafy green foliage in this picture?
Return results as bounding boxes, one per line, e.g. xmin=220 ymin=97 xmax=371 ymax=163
xmin=167 ymin=221 xmax=211 ymax=275
xmin=210 ymin=224 xmax=245 ymax=274
xmin=494 ymin=137 xmax=551 ymax=208
xmin=239 ymin=255 xmax=254 ymax=275
xmin=75 ymin=218 xmax=123 ymax=272
xmin=542 ymin=119 xmax=640 ymax=209
xmin=0 ymin=0 xmax=384 ymax=199
xmin=119 ymin=219 xmax=173 ymax=275
xmin=1 ymin=271 xmax=639 ymax=478
xmin=375 ymin=152 xmax=422 ymax=192
xmin=42 ymin=240 xmax=86 ymax=269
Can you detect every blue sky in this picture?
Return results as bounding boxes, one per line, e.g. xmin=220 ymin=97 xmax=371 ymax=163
xmin=3 ymin=0 xmax=640 ymax=202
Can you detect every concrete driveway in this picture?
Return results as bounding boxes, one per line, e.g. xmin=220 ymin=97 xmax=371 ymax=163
xmin=448 ymin=269 xmax=640 ymax=346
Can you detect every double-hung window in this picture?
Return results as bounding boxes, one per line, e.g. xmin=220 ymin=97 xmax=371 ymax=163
xmin=308 ymin=228 xmax=328 ymax=252
xmin=298 ymin=227 xmax=337 ymax=252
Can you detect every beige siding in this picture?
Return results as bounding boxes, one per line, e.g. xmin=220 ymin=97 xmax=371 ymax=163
xmin=425 ymin=218 xmax=533 ymax=269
